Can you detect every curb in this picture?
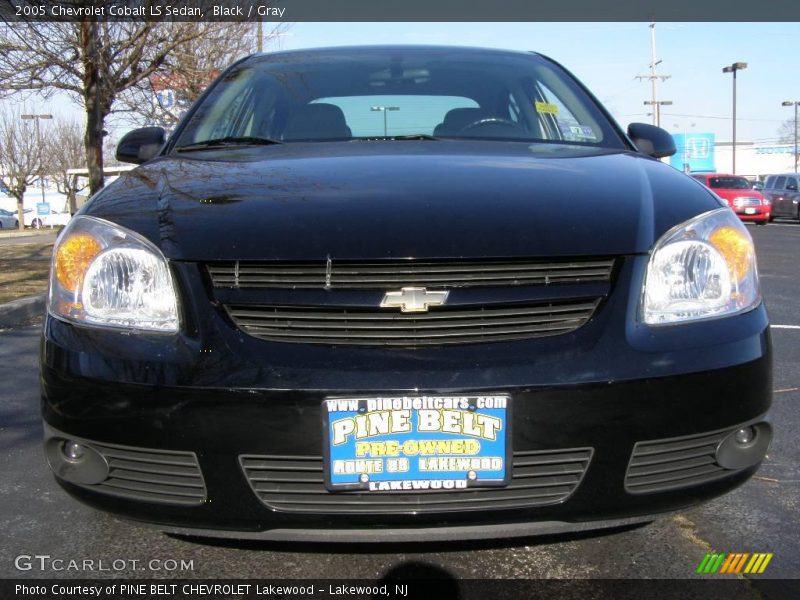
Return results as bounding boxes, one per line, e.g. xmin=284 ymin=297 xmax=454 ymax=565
xmin=0 ymin=294 xmax=46 ymax=328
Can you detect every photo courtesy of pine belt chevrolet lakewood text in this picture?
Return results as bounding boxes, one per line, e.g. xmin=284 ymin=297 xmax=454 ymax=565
xmin=41 ymin=46 xmax=772 ymax=541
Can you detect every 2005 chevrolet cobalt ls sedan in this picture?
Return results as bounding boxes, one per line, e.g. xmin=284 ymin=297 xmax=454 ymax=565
xmin=41 ymin=46 xmax=772 ymax=541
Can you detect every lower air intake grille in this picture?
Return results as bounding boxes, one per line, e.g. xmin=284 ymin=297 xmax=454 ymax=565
xmin=226 ymin=298 xmax=600 ymax=347
xmin=84 ymin=442 xmax=206 ymax=506
xmin=626 ymin=428 xmax=734 ymax=494
xmin=240 ymin=448 xmax=593 ymax=514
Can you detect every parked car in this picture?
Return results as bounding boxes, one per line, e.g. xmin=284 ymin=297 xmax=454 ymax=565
xmin=0 ymin=208 xmax=19 ymax=229
xmin=23 ymin=206 xmax=72 ymax=229
xmin=690 ymin=173 xmax=770 ymax=225
xmin=42 ymin=46 xmax=771 ymax=542
xmin=762 ymin=173 xmax=800 ymax=221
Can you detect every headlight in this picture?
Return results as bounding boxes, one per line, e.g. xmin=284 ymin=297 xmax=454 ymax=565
xmin=48 ymin=216 xmax=179 ymax=332
xmin=642 ymin=208 xmax=760 ymax=325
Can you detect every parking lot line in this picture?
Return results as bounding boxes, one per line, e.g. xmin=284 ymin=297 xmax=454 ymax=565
xmin=772 ymin=325 xmax=800 ymax=329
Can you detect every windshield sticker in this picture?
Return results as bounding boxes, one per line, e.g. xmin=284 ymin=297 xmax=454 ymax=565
xmin=558 ymin=121 xmax=598 ymax=141
xmin=535 ymin=101 xmax=559 ymax=115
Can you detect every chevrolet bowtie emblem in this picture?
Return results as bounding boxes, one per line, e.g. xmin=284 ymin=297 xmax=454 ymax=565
xmin=380 ymin=287 xmax=449 ymax=313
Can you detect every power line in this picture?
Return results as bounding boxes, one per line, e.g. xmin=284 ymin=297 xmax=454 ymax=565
xmin=662 ymin=112 xmax=785 ymax=123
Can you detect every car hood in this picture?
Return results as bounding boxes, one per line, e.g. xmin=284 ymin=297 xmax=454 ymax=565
xmin=86 ymin=142 xmax=721 ymax=261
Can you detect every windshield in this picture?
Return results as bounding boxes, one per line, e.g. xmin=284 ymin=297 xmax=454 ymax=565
xmin=173 ymin=48 xmax=627 ymax=149
xmin=709 ymin=176 xmax=751 ymax=190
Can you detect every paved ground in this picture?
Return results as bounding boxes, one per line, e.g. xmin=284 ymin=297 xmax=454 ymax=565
xmin=0 ymin=223 xmax=797 ymax=588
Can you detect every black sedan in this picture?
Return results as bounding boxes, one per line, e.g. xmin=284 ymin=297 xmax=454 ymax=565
xmin=41 ymin=46 xmax=772 ymax=541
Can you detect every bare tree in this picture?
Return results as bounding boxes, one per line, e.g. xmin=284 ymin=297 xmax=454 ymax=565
xmin=120 ymin=22 xmax=290 ymax=130
xmin=0 ymin=21 xmax=212 ymax=196
xmin=778 ymin=117 xmax=798 ymax=146
xmin=43 ymin=119 xmax=88 ymax=214
xmin=0 ymin=108 xmax=40 ymax=230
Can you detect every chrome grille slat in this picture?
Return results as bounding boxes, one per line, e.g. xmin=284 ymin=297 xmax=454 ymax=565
xmin=93 ymin=446 xmax=199 ymax=467
xmin=240 ymin=449 xmax=592 ymax=514
xmin=628 ymin=444 xmax=719 ymax=467
xmin=231 ymin=302 xmax=599 ymax=321
xmin=106 ymin=458 xmax=202 ymax=477
xmin=93 ymin=485 xmax=205 ymax=506
xmin=226 ymin=299 xmax=599 ymax=347
xmin=207 ymin=258 xmax=615 ymax=289
xmin=107 ymin=468 xmax=206 ymax=488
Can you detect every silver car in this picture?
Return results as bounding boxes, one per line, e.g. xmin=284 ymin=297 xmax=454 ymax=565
xmin=0 ymin=208 xmax=19 ymax=229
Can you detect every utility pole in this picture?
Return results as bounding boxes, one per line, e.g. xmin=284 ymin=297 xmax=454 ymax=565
xmin=636 ymin=22 xmax=671 ymax=127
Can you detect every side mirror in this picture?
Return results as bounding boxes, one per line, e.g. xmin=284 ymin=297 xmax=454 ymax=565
xmin=786 ymin=183 xmax=798 ymax=192
xmin=116 ymin=127 xmax=166 ymax=164
xmin=627 ymin=123 xmax=676 ymax=158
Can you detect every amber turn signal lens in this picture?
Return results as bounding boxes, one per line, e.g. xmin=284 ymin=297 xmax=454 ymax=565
xmin=55 ymin=233 xmax=102 ymax=292
xmin=708 ymin=226 xmax=752 ymax=283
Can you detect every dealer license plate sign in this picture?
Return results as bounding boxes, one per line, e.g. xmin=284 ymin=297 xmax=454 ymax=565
xmin=745 ymin=207 xmax=757 ymax=214
xmin=322 ymin=395 xmax=511 ymax=492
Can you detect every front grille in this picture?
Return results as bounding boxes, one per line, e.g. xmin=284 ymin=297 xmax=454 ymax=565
xmin=733 ymin=197 xmax=762 ymax=208
xmin=226 ymin=298 xmax=600 ymax=346
xmin=626 ymin=428 xmax=734 ymax=494
xmin=83 ymin=442 xmax=206 ymax=506
xmin=207 ymin=257 xmax=615 ymax=289
xmin=240 ymin=448 xmax=593 ymax=514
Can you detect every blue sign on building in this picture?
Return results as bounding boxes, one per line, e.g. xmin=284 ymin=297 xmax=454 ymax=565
xmin=670 ymin=132 xmax=716 ymax=173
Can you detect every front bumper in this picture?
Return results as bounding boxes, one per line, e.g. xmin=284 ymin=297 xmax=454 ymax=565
xmin=40 ymin=255 xmax=773 ymax=539
xmin=41 ymin=342 xmax=772 ymax=539
xmin=734 ymin=207 xmax=770 ymax=222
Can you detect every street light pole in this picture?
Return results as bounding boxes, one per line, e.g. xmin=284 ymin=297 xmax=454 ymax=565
xmin=21 ymin=113 xmax=53 ymax=226
xmin=370 ymin=106 xmax=400 ymax=137
xmin=782 ymin=101 xmax=799 ymax=173
xmin=722 ymin=62 xmax=747 ymax=174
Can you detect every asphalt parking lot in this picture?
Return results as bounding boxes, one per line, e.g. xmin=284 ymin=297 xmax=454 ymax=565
xmin=0 ymin=222 xmax=798 ymax=589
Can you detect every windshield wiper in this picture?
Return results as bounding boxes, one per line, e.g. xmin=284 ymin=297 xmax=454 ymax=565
xmin=176 ymin=136 xmax=283 ymax=152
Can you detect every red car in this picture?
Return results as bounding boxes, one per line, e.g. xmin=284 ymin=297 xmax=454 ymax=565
xmin=691 ymin=173 xmax=770 ymax=225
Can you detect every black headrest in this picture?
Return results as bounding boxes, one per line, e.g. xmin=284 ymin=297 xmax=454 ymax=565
xmin=282 ymin=103 xmax=351 ymax=140
xmin=434 ymin=108 xmax=485 ymax=136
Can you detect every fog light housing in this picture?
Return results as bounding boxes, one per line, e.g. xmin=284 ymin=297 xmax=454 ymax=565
xmin=716 ymin=422 xmax=772 ymax=471
xmin=62 ymin=441 xmax=85 ymax=461
xmin=45 ymin=437 xmax=109 ymax=485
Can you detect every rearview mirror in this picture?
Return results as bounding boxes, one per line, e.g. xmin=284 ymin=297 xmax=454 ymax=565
xmin=116 ymin=127 xmax=166 ymax=164
xmin=627 ymin=123 xmax=676 ymax=158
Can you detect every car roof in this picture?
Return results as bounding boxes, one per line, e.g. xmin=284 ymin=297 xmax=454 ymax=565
xmin=245 ymin=45 xmax=543 ymax=64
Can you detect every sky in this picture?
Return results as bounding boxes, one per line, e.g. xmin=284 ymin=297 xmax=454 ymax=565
xmin=5 ymin=22 xmax=799 ymax=146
